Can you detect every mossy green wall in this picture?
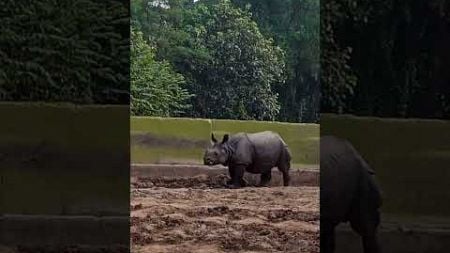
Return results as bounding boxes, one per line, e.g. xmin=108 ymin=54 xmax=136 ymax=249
xmin=0 ymin=103 xmax=128 ymax=149
xmin=130 ymin=117 xmax=319 ymax=167
xmin=1 ymin=103 xmax=129 ymax=215
xmin=321 ymin=113 xmax=450 ymax=217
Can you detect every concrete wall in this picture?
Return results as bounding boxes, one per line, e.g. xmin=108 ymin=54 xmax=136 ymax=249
xmin=131 ymin=116 xmax=319 ymax=167
xmin=321 ymin=113 xmax=450 ymax=216
xmin=1 ymin=103 xmax=129 ymax=247
xmin=1 ymin=103 xmax=129 ymax=215
xmin=322 ymin=113 xmax=450 ymax=252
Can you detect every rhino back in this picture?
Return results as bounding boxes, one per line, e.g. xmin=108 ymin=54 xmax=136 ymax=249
xmin=247 ymin=131 xmax=286 ymax=168
xmin=228 ymin=131 xmax=287 ymax=170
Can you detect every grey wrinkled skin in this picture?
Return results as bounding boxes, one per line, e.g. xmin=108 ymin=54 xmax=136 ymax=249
xmin=320 ymin=136 xmax=382 ymax=253
xmin=203 ymin=131 xmax=291 ymax=188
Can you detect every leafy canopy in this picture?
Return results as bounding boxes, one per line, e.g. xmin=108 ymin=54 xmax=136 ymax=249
xmin=183 ymin=0 xmax=286 ymax=120
xmin=131 ymin=28 xmax=192 ymax=116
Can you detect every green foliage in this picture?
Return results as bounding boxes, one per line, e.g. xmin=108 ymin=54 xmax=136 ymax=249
xmin=320 ymin=1 xmax=358 ymax=113
xmin=184 ymin=0 xmax=286 ymax=120
xmin=321 ymin=0 xmax=450 ymax=119
xmin=132 ymin=0 xmax=287 ymax=121
xmin=130 ymin=0 xmax=322 ymax=121
xmin=232 ymin=0 xmax=320 ymax=122
xmin=130 ymin=28 xmax=192 ymax=116
xmin=0 ymin=0 xmax=129 ymax=103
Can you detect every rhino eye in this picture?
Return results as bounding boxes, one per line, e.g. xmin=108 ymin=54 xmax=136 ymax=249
xmin=214 ymin=151 xmax=218 ymax=156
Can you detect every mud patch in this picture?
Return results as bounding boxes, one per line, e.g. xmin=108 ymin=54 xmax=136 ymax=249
xmin=132 ymin=174 xmax=229 ymax=189
xmin=131 ymin=175 xmax=319 ymax=253
xmin=131 ymin=165 xmax=319 ymax=188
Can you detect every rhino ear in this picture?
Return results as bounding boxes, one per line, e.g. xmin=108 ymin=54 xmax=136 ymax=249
xmin=222 ymin=134 xmax=229 ymax=144
xmin=211 ymin=133 xmax=218 ymax=143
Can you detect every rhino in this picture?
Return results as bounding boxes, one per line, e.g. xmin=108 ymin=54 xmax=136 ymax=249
xmin=320 ymin=136 xmax=382 ymax=253
xmin=203 ymin=131 xmax=291 ymax=188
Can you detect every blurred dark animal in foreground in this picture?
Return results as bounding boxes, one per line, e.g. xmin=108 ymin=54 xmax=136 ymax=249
xmin=321 ymin=136 xmax=382 ymax=253
xmin=203 ymin=131 xmax=291 ymax=188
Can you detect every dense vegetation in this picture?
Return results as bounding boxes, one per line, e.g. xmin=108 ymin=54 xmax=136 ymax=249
xmin=322 ymin=0 xmax=450 ymax=119
xmin=0 ymin=0 xmax=129 ymax=104
xmin=3 ymin=0 xmax=447 ymax=120
xmin=131 ymin=28 xmax=192 ymax=116
xmin=131 ymin=0 xmax=319 ymax=122
xmin=231 ymin=0 xmax=320 ymax=122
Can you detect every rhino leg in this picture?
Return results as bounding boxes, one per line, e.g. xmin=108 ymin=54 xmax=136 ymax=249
xmin=259 ymin=171 xmax=271 ymax=187
xmin=227 ymin=178 xmax=247 ymax=187
xmin=349 ymin=210 xmax=381 ymax=253
xmin=350 ymin=221 xmax=380 ymax=253
xmin=281 ymin=171 xmax=290 ymax=186
xmin=277 ymin=164 xmax=290 ymax=186
xmin=227 ymin=166 xmax=247 ymax=187
xmin=349 ymin=176 xmax=381 ymax=253
xmin=320 ymin=219 xmax=337 ymax=253
xmin=227 ymin=167 xmax=235 ymax=186
xmin=227 ymin=165 xmax=245 ymax=189
xmin=362 ymin=235 xmax=380 ymax=253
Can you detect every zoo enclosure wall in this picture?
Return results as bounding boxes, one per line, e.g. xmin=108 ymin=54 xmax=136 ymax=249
xmin=131 ymin=116 xmax=320 ymax=168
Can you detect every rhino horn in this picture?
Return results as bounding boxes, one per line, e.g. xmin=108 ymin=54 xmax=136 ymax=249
xmin=211 ymin=133 xmax=218 ymax=143
xmin=222 ymin=134 xmax=229 ymax=144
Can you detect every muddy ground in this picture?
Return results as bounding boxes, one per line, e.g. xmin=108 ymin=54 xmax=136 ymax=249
xmin=131 ymin=165 xmax=320 ymax=253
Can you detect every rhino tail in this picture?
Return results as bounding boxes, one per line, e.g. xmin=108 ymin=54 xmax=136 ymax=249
xmin=286 ymin=146 xmax=292 ymax=164
xmin=280 ymin=144 xmax=292 ymax=170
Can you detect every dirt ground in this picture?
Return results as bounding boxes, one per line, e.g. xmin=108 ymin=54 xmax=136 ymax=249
xmin=131 ymin=166 xmax=320 ymax=253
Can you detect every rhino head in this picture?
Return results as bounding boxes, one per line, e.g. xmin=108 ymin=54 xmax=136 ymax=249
xmin=203 ymin=133 xmax=229 ymax=166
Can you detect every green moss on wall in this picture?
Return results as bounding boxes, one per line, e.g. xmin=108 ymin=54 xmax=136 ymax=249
xmin=321 ymin=113 xmax=450 ymax=217
xmin=130 ymin=117 xmax=319 ymax=167
xmin=1 ymin=103 xmax=129 ymax=215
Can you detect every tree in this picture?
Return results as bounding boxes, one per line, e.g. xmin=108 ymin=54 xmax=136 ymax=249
xmin=183 ymin=0 xmax=286 ymax=120
xmin=322 ymin=0 xmax=450 ymax=119
xmin=231 ymin=0 xmax=320 ymax=123
xmin=320 ymin=0 xmax=358 ymax=114
xmin=133 ymin=0 xmax=286 ymax=120
xmin=0 ymin=0 xmax=129 ymax=104
xmin=130 ymin=28 xmax=192 ymax=116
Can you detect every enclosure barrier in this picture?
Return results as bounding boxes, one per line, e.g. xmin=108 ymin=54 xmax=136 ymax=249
xmin=131 ymin=116 xmax=320 ymax=168
xmin=321 ymin=113 xmax=450 ymax=253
